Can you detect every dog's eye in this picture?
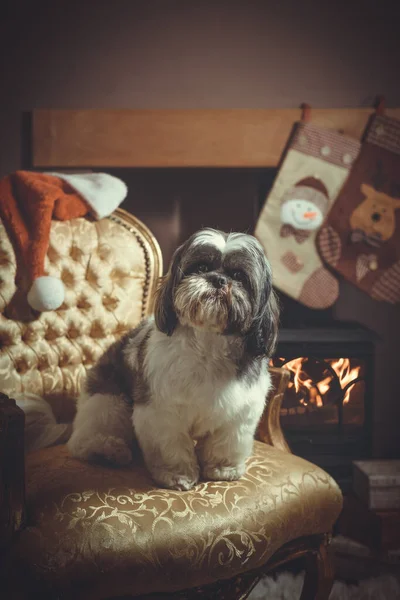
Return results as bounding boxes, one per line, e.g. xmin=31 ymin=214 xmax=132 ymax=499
xmin=197 ymin=263 xmax=210 ymax=273
xmin=232 ymin=270 xmax=245 ymax=282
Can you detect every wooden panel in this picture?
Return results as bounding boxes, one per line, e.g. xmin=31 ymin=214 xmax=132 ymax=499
xmin=32 ymin=108 xmax=400 ymax=168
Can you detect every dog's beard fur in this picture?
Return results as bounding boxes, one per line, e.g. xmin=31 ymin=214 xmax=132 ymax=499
xmin=174 ymin=275 xmax=252 ymax=334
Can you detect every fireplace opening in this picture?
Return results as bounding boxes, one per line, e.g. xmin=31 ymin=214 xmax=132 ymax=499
xmin=271 ymin=357 xmax=365 ymax=430
xmin=272 ymin=326 xmax=376 ymax=492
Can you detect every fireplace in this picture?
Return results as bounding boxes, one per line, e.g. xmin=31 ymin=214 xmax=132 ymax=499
xmin=271 ymin=325 xmax=376 ymax=492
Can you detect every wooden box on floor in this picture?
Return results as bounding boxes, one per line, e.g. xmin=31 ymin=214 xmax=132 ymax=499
xmin=353 ymin=460 xmax=400 ymax=510
xmin=337 ymin=494 xmax=400 ymax=552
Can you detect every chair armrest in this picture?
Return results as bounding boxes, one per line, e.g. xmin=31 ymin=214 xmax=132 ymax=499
xmin=256 ymin=367 xmax=291 ymax=453
xmin=0 ymin=393 xmax=26 ymax=553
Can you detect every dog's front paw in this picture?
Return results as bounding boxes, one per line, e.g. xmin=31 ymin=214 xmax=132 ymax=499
xmin=202 ymin=464 xmax=246 ymax=482
xmin=150 ymin=467 xmax=199 ymax=491
xmin=68 ymin=432 xmax=132 ymax=466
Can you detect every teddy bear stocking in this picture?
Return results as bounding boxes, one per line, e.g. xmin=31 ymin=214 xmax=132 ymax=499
xmin=255 ymin=122 xmax=361 ymax=308
xmin=317 ymin=114 xmax=400 ymax=304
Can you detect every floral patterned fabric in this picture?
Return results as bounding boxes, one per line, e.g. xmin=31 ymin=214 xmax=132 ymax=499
xmin=4 ymin=442 xmax=342 ymax=599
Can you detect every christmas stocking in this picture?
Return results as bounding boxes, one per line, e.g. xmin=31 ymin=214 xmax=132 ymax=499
xmin=255 ymin=122 xmax=361 ymax=308
xmin=317 ymin=114 xmax=400 ymax=304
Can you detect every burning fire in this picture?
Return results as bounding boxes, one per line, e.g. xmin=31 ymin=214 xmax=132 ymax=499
xmin=283 ymin=357 xmax=361 ymax=407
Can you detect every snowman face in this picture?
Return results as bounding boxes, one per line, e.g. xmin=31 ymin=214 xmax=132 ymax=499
xmin=281 ymin=199 xmax=324 ymax=231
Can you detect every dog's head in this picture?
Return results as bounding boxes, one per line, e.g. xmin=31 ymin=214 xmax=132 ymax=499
xmin=154 ymin=228 xmax=279 ymax=357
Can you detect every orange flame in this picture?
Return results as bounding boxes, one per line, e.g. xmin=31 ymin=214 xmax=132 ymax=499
xmin=329 ymin=358 xmax=361 ymax=404
xmin=283 ymin=357 xmax=360 ymax=407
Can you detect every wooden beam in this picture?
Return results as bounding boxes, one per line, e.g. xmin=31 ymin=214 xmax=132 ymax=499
xmin=32 ymin=108 xmax=400 ymax=168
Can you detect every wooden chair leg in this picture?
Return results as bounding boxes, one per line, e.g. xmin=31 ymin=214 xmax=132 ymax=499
xmin=300 ymin=536 xmax=334 ymax=600
xmin=137 ymin=571 xmax=262 ymax=600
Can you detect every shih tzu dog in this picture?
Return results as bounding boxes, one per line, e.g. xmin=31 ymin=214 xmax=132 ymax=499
xmin=68 ymin=228 xmax=279 ymax=490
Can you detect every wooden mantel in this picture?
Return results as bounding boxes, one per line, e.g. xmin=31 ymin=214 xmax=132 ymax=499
xmin=32 ymin=108 xmax=400 ymax=168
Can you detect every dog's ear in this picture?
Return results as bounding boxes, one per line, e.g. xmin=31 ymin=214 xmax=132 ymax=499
xmin=154 ymin=243 xmax=185 ymax=336
xmin=245 ymin=278 xmax=280 ymax=358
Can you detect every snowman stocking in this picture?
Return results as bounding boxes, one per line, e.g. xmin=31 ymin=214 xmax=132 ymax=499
xmin=255 ymin=122 xmax=361 ymax=308
xmin=317 ymin=114 xmax=400 ymax=304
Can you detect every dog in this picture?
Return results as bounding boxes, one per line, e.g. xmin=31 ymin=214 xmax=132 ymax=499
xmin=68 ymin=228 xmax=279 ymax=490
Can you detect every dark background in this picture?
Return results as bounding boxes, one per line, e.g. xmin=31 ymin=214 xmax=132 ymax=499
xmin=1 ymin=0 xmax=400 ymax=456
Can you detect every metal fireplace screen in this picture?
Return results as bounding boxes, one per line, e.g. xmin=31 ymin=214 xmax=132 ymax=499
xmin=270 ymin=357 xmax=365 ymax=431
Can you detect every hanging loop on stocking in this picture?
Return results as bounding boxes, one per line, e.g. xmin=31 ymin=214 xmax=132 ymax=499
xmin=375 ymin=95 xmax=386 ymax=116
xmin=300 ymin=103 xmax=312 ymax=123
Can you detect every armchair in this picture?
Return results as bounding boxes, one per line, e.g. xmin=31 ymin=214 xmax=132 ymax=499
xmin=0 ymin=209 xmax=342 ymax=599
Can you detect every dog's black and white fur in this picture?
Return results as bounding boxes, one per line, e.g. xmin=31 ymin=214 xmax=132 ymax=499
xmin=68 ymin=228 xmax=279 ymax=490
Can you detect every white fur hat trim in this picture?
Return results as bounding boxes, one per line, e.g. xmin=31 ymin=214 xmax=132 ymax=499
xmin=46 ymin=172 xmax=127 ymax=219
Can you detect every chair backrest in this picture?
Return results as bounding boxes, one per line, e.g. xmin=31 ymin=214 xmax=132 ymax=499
xmin=0 ymin=208 xmax=162 ymax=422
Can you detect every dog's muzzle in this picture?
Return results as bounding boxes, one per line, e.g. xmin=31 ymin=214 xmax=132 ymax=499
xmin=207 ymin=273 xmax=229 ymax=290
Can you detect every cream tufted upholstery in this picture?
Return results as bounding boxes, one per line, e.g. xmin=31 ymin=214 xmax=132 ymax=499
xmin=0 ymin=208 xmax=162 ymax=422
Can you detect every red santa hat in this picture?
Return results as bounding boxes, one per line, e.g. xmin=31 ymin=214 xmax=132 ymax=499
xmin=0 ymin=171 xmax=127 ymax=312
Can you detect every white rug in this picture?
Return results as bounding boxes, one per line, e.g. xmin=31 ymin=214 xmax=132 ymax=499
xmin=249 ymin=572 xmax=400 ymax=599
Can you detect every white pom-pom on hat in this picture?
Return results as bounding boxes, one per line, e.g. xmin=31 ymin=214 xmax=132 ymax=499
xmin=27 ymin=276 xmax=65 ymax=312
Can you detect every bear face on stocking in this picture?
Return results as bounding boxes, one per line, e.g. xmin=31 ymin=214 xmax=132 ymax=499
xmin=350 ymin=183 xmax=400 ymax=247
xmin=318 ymin=115 xmax=400 ymax=304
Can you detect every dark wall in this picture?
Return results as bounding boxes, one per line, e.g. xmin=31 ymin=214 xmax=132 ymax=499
xmin=107 ymin=167 xmax=272 ymax=269
xmin=1 ymin=0 xmax=400 ymax=456
xmin=2 ymin=0 xmax=400 ymax=175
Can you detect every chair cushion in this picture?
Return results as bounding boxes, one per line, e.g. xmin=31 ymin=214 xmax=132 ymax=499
xmin=5 ymin=442 xmax=342 ymax=599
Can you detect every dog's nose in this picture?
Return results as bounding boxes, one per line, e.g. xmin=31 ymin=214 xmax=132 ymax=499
xmin=372 ymin=212 xmax=381 ymax=222
xmin=211 ymin=274 xmax=228 ymax=289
